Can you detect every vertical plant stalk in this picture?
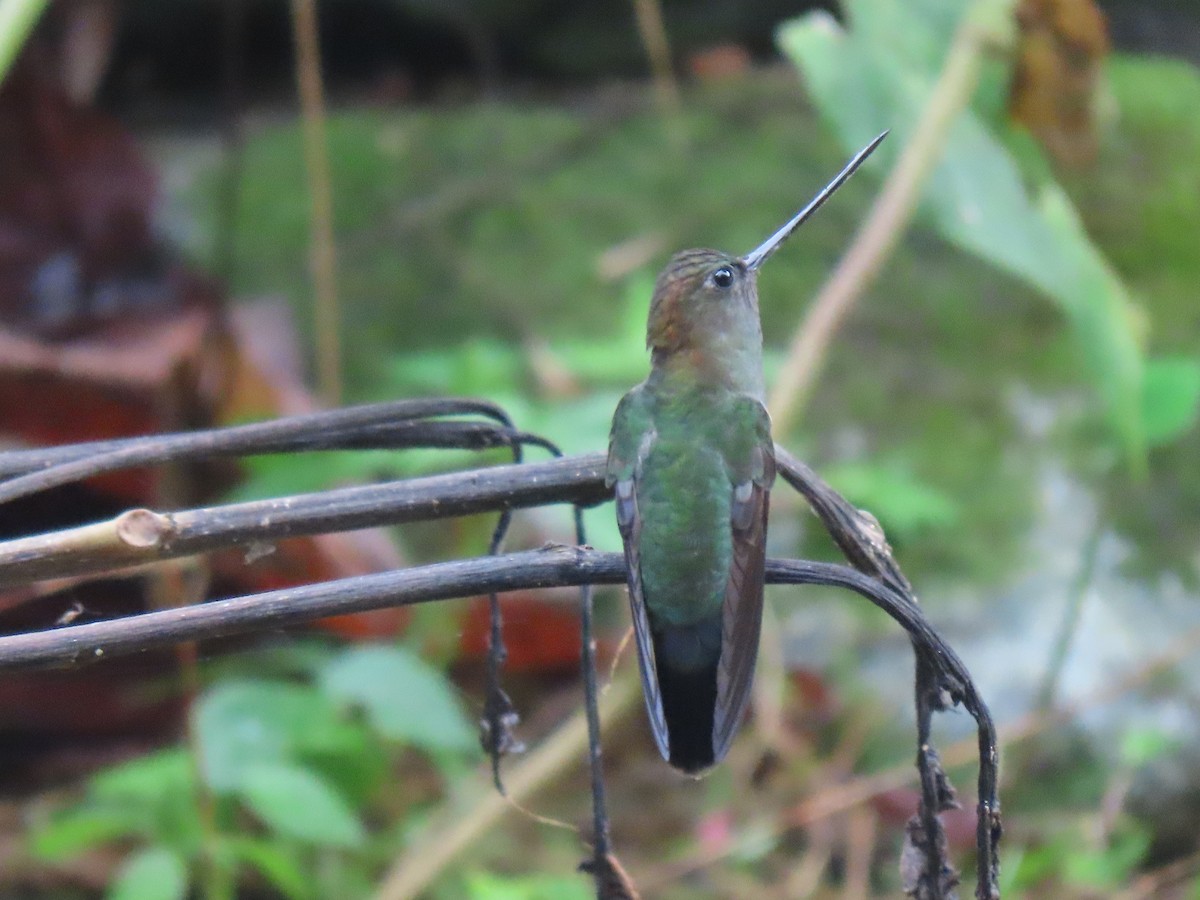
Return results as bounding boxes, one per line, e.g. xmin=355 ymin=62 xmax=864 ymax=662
xmin=768 ymin=2 xmax=1012 ymax=436
xmin=216 ymin=0 xmax=246 ymax=284
xmin=171 ymin=566 xmax=236 ymax=900
xmin=151 ymin=391 xmax=234 ymax=900
xmin=1035 ymin=519 xmax=1103 ymax=709
xmin=373 ymin=674 xmax=641 ymax=900
xmin=0 ymin=0 xmax=47 ymax=83
xmin=290 ymin=0 xmax=343 ymax=405
xmin=630 ymin=0 xmax=683 ymax=133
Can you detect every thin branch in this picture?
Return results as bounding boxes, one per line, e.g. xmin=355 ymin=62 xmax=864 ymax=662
xmin=0 ymin=538 xmax=999 ymax=892
xmin=775 ymin=445 xmax=911 ymax=596
xmin=0 ymin=426 xmax=999 ymax=895
xmin=777 ymin=444 xmax=1000 ymax=900
xmin=0 ymin=399 xmax=528 ymax=499
xmin=647 ymin=621 xmax=1200 ymax=892
xmin=0 ymin=549 xmax=937 ymax=673
xmin=768 ymin=1 xmax=1011 ymax=435
xmin=289 ymin=0 xmax=342 ymax=404
xmin=0 ymin=533 xmax=998 ymax=898
xmin=0 ymin=443 xmax=865 ymax=588
xmin=630 ymin=0 xmax=680 ymax=118
xmin=1036 ymin=518 xmax=1102 ymax=709
xmin=374 ymin=674 xmax=642 ymax=900
xmin=0 ymin=454 xmax=610 ymax=587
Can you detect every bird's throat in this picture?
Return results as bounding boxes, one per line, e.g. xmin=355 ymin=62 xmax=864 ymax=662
xmin=649 ymin=339 xmax=764 ymax=398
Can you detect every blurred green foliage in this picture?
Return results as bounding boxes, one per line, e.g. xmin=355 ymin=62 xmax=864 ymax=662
xmin=32 ymin=643 xmax=479 ymax=899
xmin=780 ymin=0 xmax=1200 ymax=470
xmin=191 ymin=41 xmax=1200 ymax=575
xmin=22 ymin=0 xmax=1200 ymax=895
xmin=0 ymin=0 xmax=47 ymax=84
xmin=462 ymin=871 xmax=593 ymax=900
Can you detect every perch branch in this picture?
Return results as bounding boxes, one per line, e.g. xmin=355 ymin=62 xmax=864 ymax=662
xmin=0 ymin=399 xmax=532 ymax=497
xmin=0 ymin=425 xmax=998 ymax=895
xmin=0 ymin=549 xmax=915 ymax=671
xmin=776 ymin=444 xmax=999 ymax=899
xmin=0 ymin=542 xmax=998 ymax=892
xmin=0 ymin=454 xmax=609 ymax=587
xmin=0 ymin=444 xmax=879 ymax=588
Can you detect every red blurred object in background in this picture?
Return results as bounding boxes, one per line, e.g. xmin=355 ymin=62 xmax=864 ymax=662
xmin=459 ymin=591 xmax=583 ymax=675
xmin=0 ymin=32 xmax=584 ymax=787
xmin=0 ymin=51 xmax=410 ymax=785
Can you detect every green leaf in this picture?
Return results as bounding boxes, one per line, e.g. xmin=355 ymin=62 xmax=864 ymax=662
xmin=1064 ymin=824 xmax=1151 ymax=888
xmin=319 ymin=645 xmax=476 ymax=753
xmin=236 ymin=762 xmax=366 ymax=849
xmin=0 ymin=0 xmax=49 ymax=86
xmin=91 ymin=750 xmax=195 ymax=804
xmin=778 ymin=4 xmax=1149 ymax=468
xmin=107 ymin=846 xmax=188 ymax=900
xmin=822 ymin=459 xmax=959 ymax=539
xmin=464 ymin=870 xmax=593 ymax=900
xmin=227 ymin=836 xmax=315 ymax=900
xmin=1142 ymin=356 xmax=1200 ymax=447
xmin=31 ymin=806 xmax=150 ymax=862
xmin=389 ymin=337 xmax=526 ymax=397
xmin=193 ymin=681 xmax=340 ymax=791
xmin=205 ymin=641 xmax=337 ymax=682
xmin=1036 ymin=187 xmax=1146 ymax=465
xmin=33 ymin=750 xmax=204 ymax=861
xmin=1120 ymin=727 xmax=1176 ymax=768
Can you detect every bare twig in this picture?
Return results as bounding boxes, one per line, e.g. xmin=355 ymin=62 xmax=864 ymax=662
xmin=777 ymin=445 xmax=999 ymax=899
xmin=0 ymin=550 xmax=928 ymax=671
xmin=216 ymin=0 xmax=246 ymax=283
xmin=844 ymin=806 xmax=878 ymax=900
xmin=768 ymin=2 xmax=1013 ymax=435
xmin=630 ymin=0 xmax=680 ymax=119
xmin=374 ymin=674 xmax=641 ymax=900
xmin=0 ymin=416 xmax=999 ymax=895
xmin=0 ymin=454 xmax=610 ymax=587
xmin=649 ymin=622 xmax=1200 ymax=891
xmin=289 ymin=0 xmax=342 ymax=404
xmin=1036 ymin=518 xmax=1102 ymax=709
xmin=0 ymin=440 xmax=901 ymax=592
xmin=0 ymin=399 xmax=529 ymax=500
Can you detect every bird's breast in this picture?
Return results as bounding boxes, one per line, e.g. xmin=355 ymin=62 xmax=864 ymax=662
xmin=635 ymin=419 xmax=733 ymax=631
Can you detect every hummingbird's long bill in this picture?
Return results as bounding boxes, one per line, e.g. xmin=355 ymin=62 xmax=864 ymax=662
xmin=740 ymin=129 xmax=889 ymax=272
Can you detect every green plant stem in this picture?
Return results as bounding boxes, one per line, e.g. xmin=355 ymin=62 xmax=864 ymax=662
xmin=0 ymin=0 xmax=48 ymax=83
xmin=630 ymin=0 xmax=680 ymax=118
xmin=290 ymin=0 xmax=343 ymax=405
xmin=1035 ymin=517 xmax=1103 ymax=709
xmin=174 ymin=574 xmax=236 ymax=900
xmin=768 ymin=0 xmax=1016 ymax=435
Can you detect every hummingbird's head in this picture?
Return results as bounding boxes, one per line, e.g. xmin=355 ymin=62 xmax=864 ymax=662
xmin=644 ymin=130 xmax=889 ymax=367
xmin=646 ymin=248 xmax=757 ymax=355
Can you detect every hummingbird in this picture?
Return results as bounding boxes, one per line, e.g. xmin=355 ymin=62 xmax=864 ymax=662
xmin=606 ymin=132 xmax=887 ymax=774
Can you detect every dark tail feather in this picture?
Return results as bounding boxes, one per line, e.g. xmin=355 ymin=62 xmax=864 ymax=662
xmin=653 ymin=625 xmax=720 ymax=775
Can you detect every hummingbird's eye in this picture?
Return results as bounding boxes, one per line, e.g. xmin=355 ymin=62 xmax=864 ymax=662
xmin=711 ymin=266 xmax=734 ymax=288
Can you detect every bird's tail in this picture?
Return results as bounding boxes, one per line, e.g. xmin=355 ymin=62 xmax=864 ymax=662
xmin=653 ymin=618 xmax=721 ymax=775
